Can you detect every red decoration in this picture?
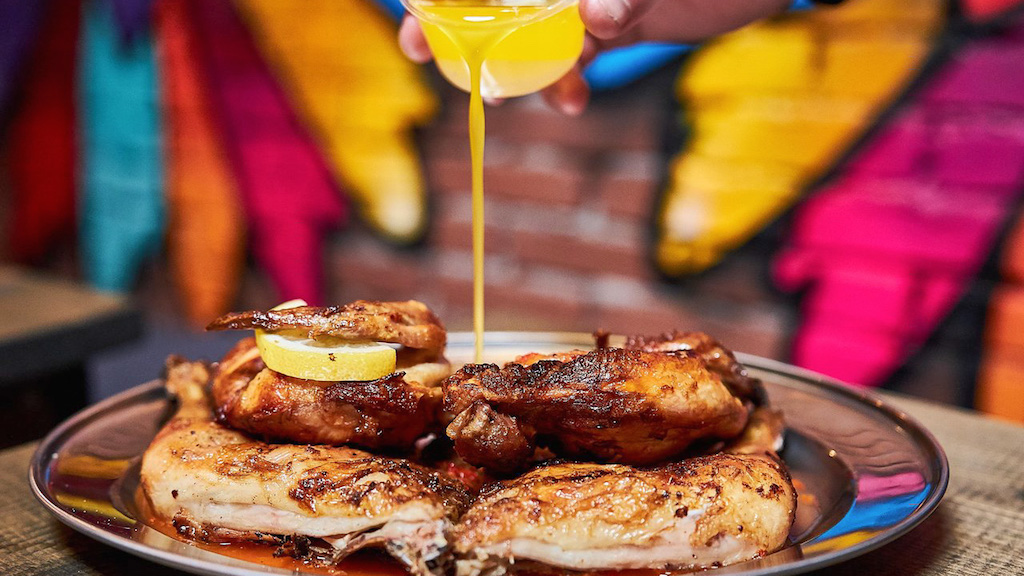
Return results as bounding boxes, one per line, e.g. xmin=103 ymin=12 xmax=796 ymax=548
xmin=8 ymin=0 xmax=79 ymax=263
xmin=960 ymin=0 xmax=1024 ymax=21
xmin=186 ymin=0 xmax=347 ymax=304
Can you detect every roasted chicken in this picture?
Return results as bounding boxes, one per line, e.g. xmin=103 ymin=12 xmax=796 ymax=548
xmin=140 ymin=357 xmax=468 ymax=576
xmin=206 ymin=300 xmax=450 ymax=449
xmin=453 ymin=453 xmax=797 ymax=575
xmin=444 ymin=345 xmax=750 ymax=474
xmin=212 ymin=337 xmax=445 ymax=449
xmin=147 ymin=315 xmax=794 ymax=576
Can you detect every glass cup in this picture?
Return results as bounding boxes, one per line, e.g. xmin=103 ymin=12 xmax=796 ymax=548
xmin=400 ymin=0 xmax=585 ymax=98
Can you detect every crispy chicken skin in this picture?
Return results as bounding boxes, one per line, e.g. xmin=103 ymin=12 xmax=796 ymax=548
xmin=623 ymin=330 xmax=766 ymax=405
xmin=444 ymin=347 xmax=749 ymax=474
xmin=207 ymin=299 xmax=450 ymax=450
xmin=452 ymin=453 xmax=797 ymax=576
xmin=212 ymin=338 xmax=445 ymax=449
xmin=516 ymin=331 xmax=765 ymax=405
xmin=141 ymin=357 xmax=468 ymax=576
xmin=727 ymin=406 xmax=786 ymax=455
xmin=206 ymin=299 xmax=447 ymax=358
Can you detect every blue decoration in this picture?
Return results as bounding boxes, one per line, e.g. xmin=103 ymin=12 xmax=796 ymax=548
xmin=584 ymin=43 xmax=693 ymax=91
xmin=79 ymin=0 xmax=165 ymax=291
xmin=374 ymin=0 xmax=405 ymax=21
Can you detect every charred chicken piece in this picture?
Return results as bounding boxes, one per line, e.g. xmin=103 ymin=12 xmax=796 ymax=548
xmin=141 ymin=357 xmax=468 ymax=576
xmin=443 ymin=347 xmax=749 ymax=474
xmin=453 ymin=453 xmax=797 ymax=576
xmin=622 ymin=330 xmax=766 ymax=405
xmin=206 ymin=299 xmax=447 ymax=358
xmin=212 ymin=338 xmax=445 ymax=449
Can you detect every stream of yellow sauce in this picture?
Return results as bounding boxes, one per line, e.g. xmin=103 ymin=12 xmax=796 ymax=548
xmin=417 ymin=1 xmax=584 ymax=361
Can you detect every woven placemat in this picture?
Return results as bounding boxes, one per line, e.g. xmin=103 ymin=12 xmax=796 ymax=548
xmin=2 ymin=393 xmax=1021 ymax=576
xmin=0 ymin=443 xmax=178 ymax=576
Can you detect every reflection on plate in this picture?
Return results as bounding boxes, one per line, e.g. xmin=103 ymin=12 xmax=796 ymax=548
xmin=29 ymin=332 xmax=948 ymax=576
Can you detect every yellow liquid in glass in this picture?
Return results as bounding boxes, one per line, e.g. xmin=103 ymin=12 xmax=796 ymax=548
xmin=416 ymin=1 xmax=583 ymax=362
xmin=419 ymin=3 xmax=585 ymax=99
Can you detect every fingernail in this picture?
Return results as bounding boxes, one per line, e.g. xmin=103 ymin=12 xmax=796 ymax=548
xmin=557 ymin=82 xmax=588 ymax=116
xmin=560 ymin=100 xmax=585 ymax=117
xmin=593 ymin=0 xmax=631 ymax=28
xmin=557 ymin=90 xmax=586 ymax=116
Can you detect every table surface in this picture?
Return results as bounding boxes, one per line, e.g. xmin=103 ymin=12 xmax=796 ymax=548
xmin=0 ymin=267 xmax=141 ymax=382
xmin=1 ymin=392 xmax=1022 ymax=576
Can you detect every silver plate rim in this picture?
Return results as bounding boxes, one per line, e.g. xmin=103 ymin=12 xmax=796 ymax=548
xmin=29 ymin=331 xmax=950 ymax=576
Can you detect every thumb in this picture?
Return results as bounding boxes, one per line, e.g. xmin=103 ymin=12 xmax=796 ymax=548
xmin=579 ymin=0 xmax=659 ymax=40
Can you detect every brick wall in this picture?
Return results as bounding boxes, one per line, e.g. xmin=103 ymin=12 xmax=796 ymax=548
xmin=0 ymin=64 xmax=983 ymax=404
xmin=324 ymin=71 xmax=797 ymax=361
xmin=315 ymin=70 xmax=990 ymax=407
xmin=0 ymin=65 xmax=797 ymax=361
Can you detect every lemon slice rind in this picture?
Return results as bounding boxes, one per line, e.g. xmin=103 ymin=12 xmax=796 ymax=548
xmin=254 ymin=299 xmax=397 ymax=381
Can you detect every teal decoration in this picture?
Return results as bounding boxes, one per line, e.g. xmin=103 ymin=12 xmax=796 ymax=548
xmin=79 ymin=0 xmax=164 ymax=291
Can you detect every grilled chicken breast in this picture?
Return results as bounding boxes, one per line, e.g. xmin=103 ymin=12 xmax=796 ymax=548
xmin=212 ymin=338 xmax=446 ymax=449
xmin=141 ymin=357 xmax=468 ymax=576
xmin=453 ymin=453 xmax=797 ymax=576
xmin=444 ymin=347 xmax=749 ymax=474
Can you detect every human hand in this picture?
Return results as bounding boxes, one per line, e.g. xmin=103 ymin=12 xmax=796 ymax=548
xmin=399 ymin=0 xmax=791 ymax=115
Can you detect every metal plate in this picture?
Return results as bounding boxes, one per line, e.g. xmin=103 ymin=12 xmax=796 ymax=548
xmin=29 ymin=332 xmax=948 ymax=576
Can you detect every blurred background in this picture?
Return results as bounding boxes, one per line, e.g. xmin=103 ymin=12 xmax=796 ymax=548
xmin=1 ymin=0 xmax=1022 ymax=440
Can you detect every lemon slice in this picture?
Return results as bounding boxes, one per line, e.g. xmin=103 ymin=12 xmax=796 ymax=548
xmin=254 ymin=299 xmax=397 ymax=381
xmin=270 ymin=298 xmax=310 ymax=311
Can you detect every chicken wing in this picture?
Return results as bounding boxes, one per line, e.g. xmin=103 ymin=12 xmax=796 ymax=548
xmin=453 ymin=453 xmax=796 ymax=575
xmin=141 ymin=357 xmax=468 ymax=576
xmin=212 ymin=338 xmax=444 ymax=449
xmin=444 ymin=348 xmax=749 ymax=474
xmin=206 ymin=299 xmax=446 ymax=358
